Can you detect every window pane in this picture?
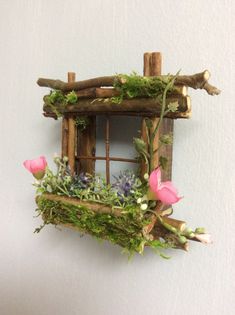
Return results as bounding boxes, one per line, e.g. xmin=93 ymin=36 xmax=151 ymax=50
xmin=95 ymin=116 xmax=106 ymax=156
xmin=95 ymin=160 xmax=106 ymax=177
xmin=109 ymin=116 xmax=141 ymax=158
xmin=95 ymin=115 xmax=141 ymax=181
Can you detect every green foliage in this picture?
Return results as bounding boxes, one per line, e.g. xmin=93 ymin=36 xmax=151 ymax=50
xmin=111 ymin=71 xmax=176 ymax=104
xmin=133 ymin=137 xmax=150 ymax=173
xmin=133 ymin=137 xmax=148 ymax=156
xmin=45 ymin=90 xmax=78 ymax=106
xmin=34 ymin=157 xmax=174 ymax=257
xmin=159 ymin=133 xmax=173 ymax=145
xmin=47 ymin=90 xmax=65 ymax=104
xmin=35 ymin=157 xmax=148 ymax=209
xmin=44 ymin=90 xmax=78 ymax=118
xmin=33 ymin=158 xmax=208 ymax=257
xmin=126 ymin=72 xmax=179 ymax=173
xmin=65 ymin=91 xmax=78 ymax=104
xmin=75 ymin=116 xmax=90 ymax=131
xmin=44 ymin=90 xmax=66 ymax=118
xmin=148 ymin=72 xmax=179 ymax=172
xmin=36 ymin=195 xmax=172 ymax=256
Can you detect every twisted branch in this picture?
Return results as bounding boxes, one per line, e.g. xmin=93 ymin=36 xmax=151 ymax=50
xmin=37 ymin=70 xmax=220 ymax=96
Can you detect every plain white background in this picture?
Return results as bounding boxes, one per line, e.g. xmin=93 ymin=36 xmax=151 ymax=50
xmin=0 ymin=1 xmax=235 ymax=314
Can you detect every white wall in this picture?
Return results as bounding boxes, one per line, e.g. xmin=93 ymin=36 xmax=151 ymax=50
xmin=0 ymin=1 xmax=235 ymax=314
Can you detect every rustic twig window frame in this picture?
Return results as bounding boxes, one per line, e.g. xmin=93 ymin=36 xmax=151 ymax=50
xmin=32 ymin=51 xmax=220 ymax=255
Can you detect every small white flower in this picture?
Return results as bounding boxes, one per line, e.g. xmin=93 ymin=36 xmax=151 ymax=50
xmin=63 ymin=156 xmax=69 ymax=162
xmin=140 ymin=203 xmax=148 ymax=211
xmin=143 ymin=173 xmax=149 ymax=181
xmin=137 ymin=198 xmax=142 ymax=204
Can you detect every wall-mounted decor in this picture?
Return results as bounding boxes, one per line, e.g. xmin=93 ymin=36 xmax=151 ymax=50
xmin=24 ymin=52 xmax=220 ymax=258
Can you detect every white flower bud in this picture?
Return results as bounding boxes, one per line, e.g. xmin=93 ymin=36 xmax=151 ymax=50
xmin=137 ymin=198 xmax=142 ymax=204
xmin=140 ymin=203 xmax=148 ymax=211
xmin=63 ymin=156 xmax=69 ymax=162
xmin=143 ymin=173 xmax=149 ymax=181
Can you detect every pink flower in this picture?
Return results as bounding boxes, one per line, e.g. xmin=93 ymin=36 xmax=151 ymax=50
xmin=23 ymin=156 xmax=47 ymax=180
xmin=149 ymin=168 xmax=182 ymax=205
xmin=194 ymin=233 xmax=212 ymax=244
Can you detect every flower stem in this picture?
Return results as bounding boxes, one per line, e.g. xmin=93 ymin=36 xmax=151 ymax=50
xmin=149 ymin=82 xmax=173 ymax=172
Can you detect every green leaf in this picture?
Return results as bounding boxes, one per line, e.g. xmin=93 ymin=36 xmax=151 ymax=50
xmin=133 ymin=137 xmax=147 ymax=154
xmin=65 ymin=91 xmax=78 ymax=104
xmin=159 ymin=133 xmax=173 ymax=145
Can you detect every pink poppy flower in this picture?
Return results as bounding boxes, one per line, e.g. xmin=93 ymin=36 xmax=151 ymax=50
xmin=23 ymin=156 xmax=47 ymax=180
xmin=194 ymin=233 xmax=212 ymax=244
xmin=149 ymin=168 xmax=182 ymax=205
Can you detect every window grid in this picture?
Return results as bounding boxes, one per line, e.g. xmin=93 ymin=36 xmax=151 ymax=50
xmin=76 ymin=115 xmax=138 ymax=184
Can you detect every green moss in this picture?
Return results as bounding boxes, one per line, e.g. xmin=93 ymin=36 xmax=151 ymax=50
xmin=35 ymin=195 xmax=170 ymax=256
xmin=44 ymin=90 xmax=78 ymax=118
xmin=75 ymin=116 xmax=90 ymax=131
xmin=111 ymin=72 xmax=176 ymax=104
xmin=43 ymin=72 xmax=179 ymax=117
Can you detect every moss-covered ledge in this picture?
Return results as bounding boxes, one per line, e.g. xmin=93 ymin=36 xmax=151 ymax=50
xmin=35 ymin=193 xmax=156 ymax=254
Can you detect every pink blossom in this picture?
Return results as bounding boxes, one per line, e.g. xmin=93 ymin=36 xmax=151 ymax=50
xmin=149 ymin=168 xmax=181 ymax=205
xmin=194 ymin=233 xmax=212 ymax=244
xmin=23 ymin=156 xmax=47 ymax=180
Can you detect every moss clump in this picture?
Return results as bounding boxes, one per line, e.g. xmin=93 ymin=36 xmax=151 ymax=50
xmin=43 ymin=90 xmax=78 ymax=117
xmin=111 ymin=72 xmax=176 ymax=104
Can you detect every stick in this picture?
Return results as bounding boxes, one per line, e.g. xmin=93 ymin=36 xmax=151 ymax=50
xmin=74 ymin=86 xmax=187 ymax=99
xmin=105 ymin=116 xmax=110 ymax=184
xmin=67 ymin=72 xmax=76 ymax=175
xmin=149 ymin=52 xmax=162 ymax=171
xmin=36 ymin=194 xmax=122 ymax=217
xmin=161 ymin=217 xmax=186 ymax=232
xmin=141 ymin=52 xmax=152 ymax=178
xmin=37 ymin=70 xmax=221 ymax=95
xmin=77 ymin=116 xmax=96 ymax=175
xmin=43 ymin=95 xmax=190 ymax=117
xmin=151 ymin=222 xmax=189 ymax=251
xmin=37 ymin=76 xmax=116 ymax=91
xmin=61 ymin=118 xmax=69 ymax=157
xmin=143 ymin=201 xmax=163 ymax=234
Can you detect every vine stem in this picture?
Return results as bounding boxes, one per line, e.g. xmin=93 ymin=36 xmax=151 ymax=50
xmin=148 ymin=76 xmax=178 ymax=172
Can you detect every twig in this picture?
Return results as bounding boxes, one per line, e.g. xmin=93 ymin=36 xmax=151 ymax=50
xmin=37 ymin=70 xmax=221 ymax=95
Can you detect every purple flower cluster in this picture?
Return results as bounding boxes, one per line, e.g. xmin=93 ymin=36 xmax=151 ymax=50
xmin=71 ymin=172 xmax=92 ymax=190
xmin=112 ymin=171 xmax=137 ymax=197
